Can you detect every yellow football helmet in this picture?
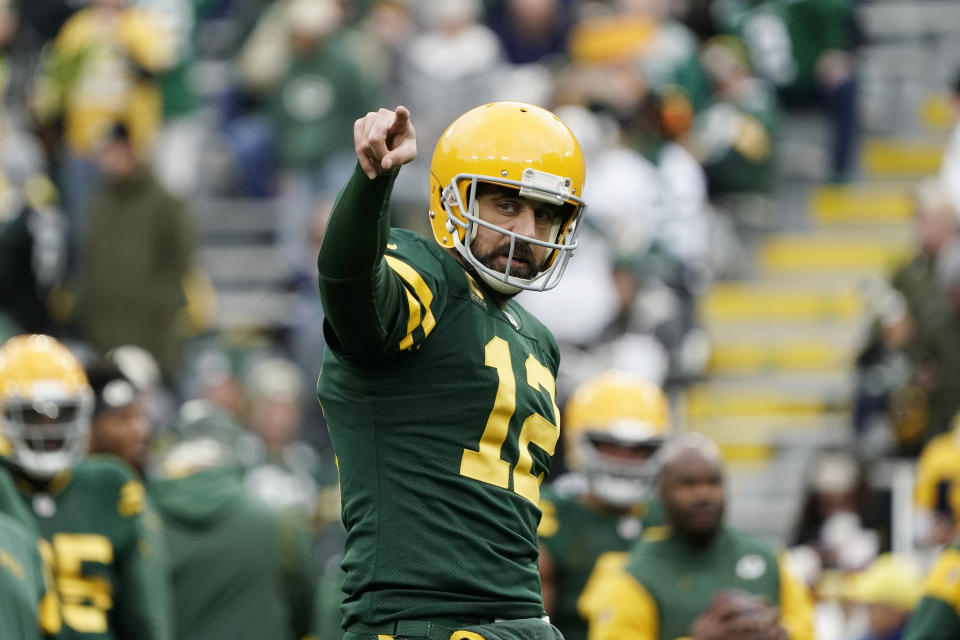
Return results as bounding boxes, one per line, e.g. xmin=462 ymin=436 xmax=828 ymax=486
xmin=563 ymin=371 xmax=670 ymax=507
xmin=0 ymin=335 xmax=93 ymax=479
xmin=428 ymin=101 xmax=587 ymax=294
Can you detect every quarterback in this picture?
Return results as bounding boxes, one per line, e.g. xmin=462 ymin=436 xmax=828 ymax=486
xmin=316 ymin=103 xmax=586 ymax=640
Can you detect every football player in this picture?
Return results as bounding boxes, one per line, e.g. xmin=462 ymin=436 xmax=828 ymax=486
xmin=317 ymin=103 xmax=586 ymax=640
xmin=86 ymin=363 xmax=151 ymax=477
xmin=0 ymin=334 xmax=171 ymax=640
xmin=539 ymin=371 xmax=669 ymax=640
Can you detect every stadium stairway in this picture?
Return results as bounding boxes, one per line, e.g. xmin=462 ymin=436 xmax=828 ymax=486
xmin=682 ymin=0 xmax=960 ymax=543
xmin=686 ymin=105 xmax=952 ymax=544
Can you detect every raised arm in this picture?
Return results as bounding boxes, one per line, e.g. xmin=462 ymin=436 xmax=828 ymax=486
xmin=316 ymin=106 xmax=418 ymax=356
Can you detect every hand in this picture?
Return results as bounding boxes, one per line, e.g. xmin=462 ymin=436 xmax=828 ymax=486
xmin=691 ymin=590 xmax=786 ymax=640
xmin=354 ymin=106 xmax=417 ymax=179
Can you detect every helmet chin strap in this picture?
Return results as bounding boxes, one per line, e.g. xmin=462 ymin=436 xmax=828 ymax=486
xmin=477 ymin=268 xmax=522 ymax=295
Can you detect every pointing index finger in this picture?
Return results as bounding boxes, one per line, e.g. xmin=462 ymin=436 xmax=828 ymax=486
xmin=388 ymin=106 xmax=411 ymax=136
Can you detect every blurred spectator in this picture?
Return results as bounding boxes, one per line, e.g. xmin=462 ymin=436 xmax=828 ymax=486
xmin=585 ymin=433 xmax=815 ymax=640
xmin=150 ymin=400 xmax=315 ymax=640
xmin=0 ymin=168 xmax=66 ymax=338
xmin=71 ymin=123 xmax=195 ymax=381
xmin=237 ymin=0 xmax=376 ymax=278
xmin=30 ymin=0 xmax=175 ymax=253
xmin=182 ymin=334 xmax=264 ymax=422
xmin=845 ymin=554 xmax=924 ymax=640
xmin=345 ymin=0 xmax=414 ymax=103
xmin=0 ymin=0 xmax=15 ymax=107
xmin=137 ymin=0 xmax=214 ymax=199
xmin=487 ymin=0 xmax=574 ymax=65
xmin=712 ymin=0 xmax=857 ymax=181
xmin=108 ymin=343 xmax=176 ymax=434
xmin=939 ymin=69 xmax=960 ymax=217
xmin=87 ymin=361 xmax=152 ymax=476
xmin=791 ymin=451 xmax=880 ymax=574
xmin=852 ymin=282 xmax=914 ymax=458
xmin=568 ymin=0 xmax=711 ymax=111
xmin=388 ymin=0 xmax=507 ymax=220
xmin=894 ymin=182 xmax=958 ymax=335
xmin=913 ymin=414 xmax=960 ymax=549
xmin=0 ymin=6 xmax=66 ymax=338
xmin=400 ymin=0 xmax=502 ymax=142
xmin=694 ymin=35 xmax=778 ymax=229
xmin=902 ymin=532 xmax=960 ymax=640
xmin=888 ymin=183 xmax=960 ymax=451
xmin=242 ymin=356 xmax=323 ymax=518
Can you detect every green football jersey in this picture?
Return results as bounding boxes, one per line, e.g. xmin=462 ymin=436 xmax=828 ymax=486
xmin=538 ymin=479 xmax=663 ymax=640
xmin=10 ymin=456 xmax=171 ymax=640
xmin=628 ymin=527 xmax=782 ymax=640
xmin=0 ymin=511 xmax=56 ymax=640
xmin=318 ymin=228 xmax=562 ymax=628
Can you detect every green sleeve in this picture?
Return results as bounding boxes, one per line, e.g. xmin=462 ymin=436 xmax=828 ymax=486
xmin=903 ymin=596 xmax=960 ymax=640
xmin=278 ymin=511 xmax=316 ymax=639
xmin=316 ymin=163 xmax=408 ymax=356
xmin=113 ymin=507 xmax=173 ymax=640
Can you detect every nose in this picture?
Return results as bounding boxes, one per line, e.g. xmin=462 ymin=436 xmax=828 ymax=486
xmin=508 ymin=204 xmax=538 ymax=239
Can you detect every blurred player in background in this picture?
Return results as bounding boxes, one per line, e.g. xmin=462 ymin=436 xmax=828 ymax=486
xmin=85 ymin=363 xmax=151 ymax=477
xmin=586 ymin=433 xmax=814 ymax=640
xmin=539 ymin=371 xmax=669 ymax=640
xmin=0 ymin=334 xmax=171 ymax=640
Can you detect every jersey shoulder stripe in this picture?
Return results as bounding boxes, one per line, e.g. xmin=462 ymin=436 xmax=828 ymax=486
xmin=385 ymin=255 xmax=436 ymax=350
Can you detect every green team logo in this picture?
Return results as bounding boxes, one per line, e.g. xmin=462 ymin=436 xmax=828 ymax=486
xmin=735 ymin=554 xmax=767 ymax=580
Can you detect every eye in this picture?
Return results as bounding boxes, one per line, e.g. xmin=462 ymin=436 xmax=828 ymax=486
xmin=496 ymin=198 xmax=521 ymax=214
xmin=534 ymin=207 xmax=559 ymax=225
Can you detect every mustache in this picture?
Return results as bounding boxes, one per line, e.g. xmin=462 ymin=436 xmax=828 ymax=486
xmin=483 ymin=240 xmax=537 ymax=265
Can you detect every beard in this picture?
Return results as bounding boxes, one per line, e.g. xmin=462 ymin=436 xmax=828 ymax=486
xmin=474 ymin=240 xmax=541 ymax=280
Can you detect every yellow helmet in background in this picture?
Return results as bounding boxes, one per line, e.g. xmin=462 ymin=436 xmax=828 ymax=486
xmin=428 ymin=101 xmax=587 ymax=295
xmin=563 ymin=371 xmax=670 ymax=507
xmin=0 ymin=335 xmax=93 ymax=479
